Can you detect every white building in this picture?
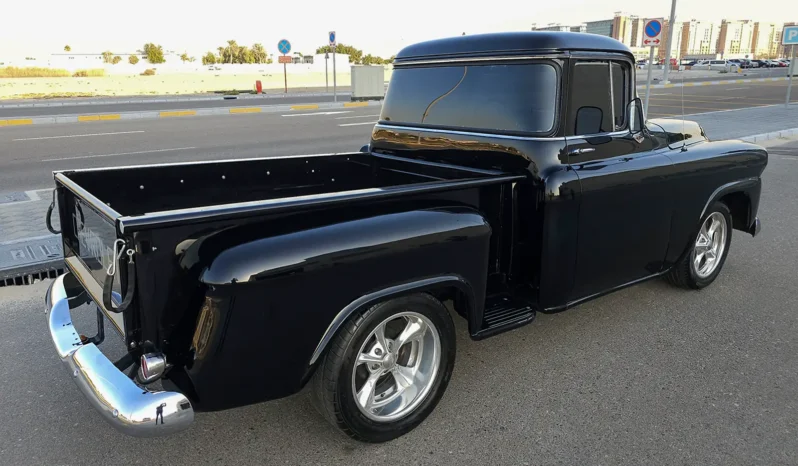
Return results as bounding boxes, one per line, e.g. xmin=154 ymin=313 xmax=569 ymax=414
xmin=681 ymin=20 xmax=721 ymax=59
xmin=717 ymin=19 xmax=755 ymax=58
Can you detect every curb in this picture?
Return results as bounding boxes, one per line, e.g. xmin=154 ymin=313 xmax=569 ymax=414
xmin=740 ymin=127 xmax=798 ymax=143
xmin=637 ymin=76 xmax=790 ymax=90
xmin=0 ymin=100 xmax=383 ymax=127
xmin=0 ymin=91 xmax=357 ymax=109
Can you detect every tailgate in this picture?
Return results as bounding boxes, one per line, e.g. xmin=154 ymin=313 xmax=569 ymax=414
xmin=56 ymin=176 xmax=126 ymax=335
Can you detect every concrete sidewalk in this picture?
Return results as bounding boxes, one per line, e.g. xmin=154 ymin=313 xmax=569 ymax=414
xmin=1 ymin=104 xmax=797 ymax=282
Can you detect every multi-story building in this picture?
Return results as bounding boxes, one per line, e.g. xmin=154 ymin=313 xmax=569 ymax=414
xmin=585 ymin=19 xmax=614 ymax=37
xmin=680 ymin=20 xmax=721 ymax=59
xmin=628 ymin=16 xmax=645 ymax=47
xmin=657 ymin=19 xmax=684 ymax=62
xmin=612 ymin=12 xmax=634 ymax=46
xmin=751 ymin=23 xmax=783 ymax=59
xmin=717 ymin=19 xmax=755 ymax=58
xmin=531 ymin=23 xmax=572 ymax=32
xmin=571 ymin=24 xmax=587 ymax=33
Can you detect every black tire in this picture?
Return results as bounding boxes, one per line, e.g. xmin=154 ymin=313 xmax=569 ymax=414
xmin=666 ymin=201 xmax=732 ymax=289
xmin=311 ymin=293 xmax=456 ymax=443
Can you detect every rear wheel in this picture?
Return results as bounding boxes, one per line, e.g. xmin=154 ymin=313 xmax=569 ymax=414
xmin=311 ymin=293 xmax=455 ymax=442
xmin=666 ymin=201 xmax=732 ymax=289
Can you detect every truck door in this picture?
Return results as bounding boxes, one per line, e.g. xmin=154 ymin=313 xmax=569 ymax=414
xmin=565 ymin=58 xmax=673 ymax=301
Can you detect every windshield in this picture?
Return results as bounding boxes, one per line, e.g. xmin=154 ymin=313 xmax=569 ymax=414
xmin=381 ymin=63 xmax=559 ymax=135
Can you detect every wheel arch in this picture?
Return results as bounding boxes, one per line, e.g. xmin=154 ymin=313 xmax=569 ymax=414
xmin=307 ymin=275 xmax=475 ymax=367
xmin=699 ymin=177 xmax=761 ymax=237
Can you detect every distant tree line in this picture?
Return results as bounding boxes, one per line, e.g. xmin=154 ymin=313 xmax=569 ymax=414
xmin=315 ymin=44 xmax=394 ymax=65
xmin=203 ymin=41 xmax=270 ymax=65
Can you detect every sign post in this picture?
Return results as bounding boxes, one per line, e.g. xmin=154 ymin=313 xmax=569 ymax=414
xmin=642 ymin=19 xmax=663 ymax=117
xmin=325 ymin=52 xmax=329 ymax=92
xmin=783 ymin=26 xmax=798 ymax=107
xmin=662 ymin=0 xmax=678 ymax=84
xmin=329 ymin=31 xmax=337 ymax=102
xmin=278 ymin=39 xmax=292 ymax=94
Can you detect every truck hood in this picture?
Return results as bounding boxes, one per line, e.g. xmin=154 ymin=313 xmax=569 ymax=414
xmin=647 ymin=118 xmax=708 ymax=148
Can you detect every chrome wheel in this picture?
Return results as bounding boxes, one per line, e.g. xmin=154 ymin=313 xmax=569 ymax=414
xmin=692 ymin=212 xmax=727 ymax=278
xmin=351 ymin=312 xmax=441 ymax=422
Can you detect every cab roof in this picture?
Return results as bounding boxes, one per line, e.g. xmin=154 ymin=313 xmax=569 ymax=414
xmin=395 ymin=31 xmax=633 ymax=63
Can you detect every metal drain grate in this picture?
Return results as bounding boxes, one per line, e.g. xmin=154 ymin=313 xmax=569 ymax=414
xmin=1 ymin=267 xmax=65 ymax=287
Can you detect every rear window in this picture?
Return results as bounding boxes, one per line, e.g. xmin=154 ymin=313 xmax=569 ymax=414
xmin=381 ymin=63 xmax=559 ymax=134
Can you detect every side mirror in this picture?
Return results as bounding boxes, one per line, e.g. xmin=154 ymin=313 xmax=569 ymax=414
xmin=627 ymin=98 xmax=645 ymax=134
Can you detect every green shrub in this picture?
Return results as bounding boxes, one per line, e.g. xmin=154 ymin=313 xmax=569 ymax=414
xmin=72 ymin=69 xmax=105 ymax=77
xmin=0 ymin=67 xmax=71 ymax=78
xmin=140 ymin=68 xmax=156 ymax=76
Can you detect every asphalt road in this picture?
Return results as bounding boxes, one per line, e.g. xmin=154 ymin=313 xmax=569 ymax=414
xmin=0 ymin=140 xmax=796 ymax=465
xmin=0 ymin=106 xmax=380 ymax=192
xmin=0 ymin=79 xmax=795 ymax=194
xmin=0 ymin=92 xmax=356 ymax=118
xmin=0 ymin=68 xmax=789 ymax=119
xmin=645 ymin=79 xmax=797 ymax=118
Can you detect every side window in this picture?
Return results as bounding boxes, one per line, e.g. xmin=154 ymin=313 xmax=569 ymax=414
xmin=568 ymin=62 xmax=613 ymax=136
xmin=611 ymin=62 xmax=630 ymax=130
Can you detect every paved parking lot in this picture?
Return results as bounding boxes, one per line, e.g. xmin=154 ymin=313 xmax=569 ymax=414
xmin=1 ymin=140 xmax=796 ymax=465
xmin=647 ymin=80 xmax=797 ymax=118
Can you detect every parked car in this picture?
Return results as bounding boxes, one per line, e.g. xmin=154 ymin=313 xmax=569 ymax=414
xmin=43 ymin=31 xmax=768 ymax=442
xmin=691 ymin=59 xmax=729 ymax=71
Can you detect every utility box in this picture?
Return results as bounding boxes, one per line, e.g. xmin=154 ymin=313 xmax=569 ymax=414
xmin=350 ymin=65 xmax=385 ymax=101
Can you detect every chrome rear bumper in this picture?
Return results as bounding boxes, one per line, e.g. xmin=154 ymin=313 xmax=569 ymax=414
xmin=45 ymin=273 xmax=194 ymax=437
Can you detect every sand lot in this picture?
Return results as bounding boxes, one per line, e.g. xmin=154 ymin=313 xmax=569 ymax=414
xmin=0 ymin=71 xmax=396 ymax=99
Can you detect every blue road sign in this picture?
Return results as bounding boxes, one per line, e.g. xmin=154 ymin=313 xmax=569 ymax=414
xmin=784 ymin=26 xmax=798 ymax=45
xmin=645 ymin=20 xmax=662 ymax=38
xmin=278 ymin=39 xmax=291 ymax=55
xmin=329 ymin=31 xmax=336 ymax=46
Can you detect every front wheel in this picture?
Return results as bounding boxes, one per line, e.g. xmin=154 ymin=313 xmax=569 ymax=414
xmin=666 ymin=201 xmax=732 ymax=289
xmin=311 ymin=293 xmax=456 ymax=442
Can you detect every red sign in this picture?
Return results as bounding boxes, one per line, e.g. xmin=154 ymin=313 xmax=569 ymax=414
xmin=643 ymin=38 xmax=661 ymax=45
xmin=278 ymin=55 xmax=293 ymax=64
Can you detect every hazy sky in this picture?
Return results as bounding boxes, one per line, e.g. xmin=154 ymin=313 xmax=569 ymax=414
xmin=0 ymin=0 xmax=791 ymax=59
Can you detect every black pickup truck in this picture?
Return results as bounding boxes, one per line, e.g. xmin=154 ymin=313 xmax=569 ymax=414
xmin=44 ymin=32 xmax=767 ymax=442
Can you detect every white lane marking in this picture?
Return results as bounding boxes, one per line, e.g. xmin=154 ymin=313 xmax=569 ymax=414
xmin=13 ymin=130 xmax=145 ymax=142
xmin=281 ymin=111 xmax=351 ymax=117
xmin=42 ymin=146 xmax=197 ymax=162
xmin=24 ymin=190 xmax=41 ymax=201
xmin=725 ymin=87 xmax=749 ymax=91
xmin=336 ymin=114 xmax=381 ymax=120
xmin=339 ymin=121 xmax=379 ymax=127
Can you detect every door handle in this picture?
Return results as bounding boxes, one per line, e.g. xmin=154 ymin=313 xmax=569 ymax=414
xmin=568 ymin=148 xmax=596 ymax=156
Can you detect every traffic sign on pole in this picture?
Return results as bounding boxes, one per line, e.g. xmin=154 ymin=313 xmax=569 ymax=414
xmin=330 ymin=32 xmax=337 ymax=102
xmin=783 ymin=26 xmax=798 ymax=45
xmin=278 ymin=39 xmax=292 ymax=55
xmin=277 ymin=39 xmax=292 ymax=94
xmin=642 ymin=19 xmax=663 ymax=46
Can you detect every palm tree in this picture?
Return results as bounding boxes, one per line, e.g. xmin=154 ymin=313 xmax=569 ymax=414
xmin=226 ymin=40 xmax=239 ymax=64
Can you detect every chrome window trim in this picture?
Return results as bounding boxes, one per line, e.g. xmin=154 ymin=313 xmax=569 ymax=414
xmin=374 ymin=123 xmax=558 ymax=142
xmin=393 ymin=54 xmax=567 ymax=66
xmin=564 ymin=130 xmax=631 ymax=140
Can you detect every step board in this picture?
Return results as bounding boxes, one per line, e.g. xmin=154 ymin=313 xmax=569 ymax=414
xmin=476 ymin=295 xmax=536 ymax=339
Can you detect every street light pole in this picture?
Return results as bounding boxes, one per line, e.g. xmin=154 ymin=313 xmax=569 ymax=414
xmin=662 ymin=0 xmax=678 ymax=83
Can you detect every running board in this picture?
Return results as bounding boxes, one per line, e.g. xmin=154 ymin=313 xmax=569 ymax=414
xmin=473 ymin=294 xmax=536 ymax=340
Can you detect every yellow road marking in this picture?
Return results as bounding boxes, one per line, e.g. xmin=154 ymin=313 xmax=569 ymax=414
xmin=160 ymin=110 xmax=196 ymax=117
xmin=344 ymin=102 xmax=369 ymax=107
xmin=0 ymin=119 xmax=33 ymax=126
xmin=229 ymin=107 xmax=262 ymax=114
xmin=290 ymin=104 xmax=319 ymax=110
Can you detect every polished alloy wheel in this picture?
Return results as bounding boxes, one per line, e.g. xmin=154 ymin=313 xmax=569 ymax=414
xmin=351 ymin=312 xmax=441 ymax=422
xmin=692 ymin=212 xmax=727 ymax=278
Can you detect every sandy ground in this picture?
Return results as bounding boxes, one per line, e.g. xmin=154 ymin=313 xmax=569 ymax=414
xmin=0 ymin=71 xmax=394 ymax=99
